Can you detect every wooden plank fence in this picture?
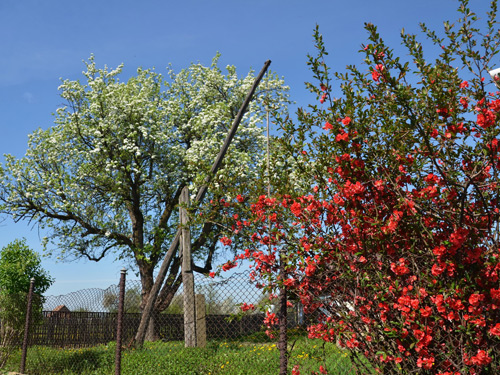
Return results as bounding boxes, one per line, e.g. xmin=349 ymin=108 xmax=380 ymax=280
xmin=28 ymin=311 xmax=268 ymax=348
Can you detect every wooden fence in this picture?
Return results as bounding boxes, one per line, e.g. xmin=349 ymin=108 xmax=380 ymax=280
xmin=28 ymin=311 xmax=267 ymax=347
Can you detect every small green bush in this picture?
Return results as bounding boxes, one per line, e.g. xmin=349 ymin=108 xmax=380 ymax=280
xmin=0 ymin=239 xmax=53 ymax=368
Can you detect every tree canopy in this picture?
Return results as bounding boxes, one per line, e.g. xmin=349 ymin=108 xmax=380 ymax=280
xmin=103 ymin=286 xmax=141 ymax=313
xmin=0 ymin=238 xmax=53 ymax=296
xmin=0 ymin=55 xmax=289 ymax=318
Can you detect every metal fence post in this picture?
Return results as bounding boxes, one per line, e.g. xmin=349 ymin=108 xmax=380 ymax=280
xmin=20 ymin=277 xmax=35 ymax=374
xmin=115 ymin=268 xmax=126 ymax=375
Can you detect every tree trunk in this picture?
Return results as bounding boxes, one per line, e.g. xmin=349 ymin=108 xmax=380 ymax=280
xmin=144 ymin=310 xmax=160 ymax=342
xmin=138 ymin=264 xmax=159 ymax=342
xmin=140 ymin=270 xmax=183 ymax=342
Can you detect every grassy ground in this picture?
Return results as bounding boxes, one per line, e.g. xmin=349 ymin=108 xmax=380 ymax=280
xmin=1 ymin=337 xmax=361 ymax=375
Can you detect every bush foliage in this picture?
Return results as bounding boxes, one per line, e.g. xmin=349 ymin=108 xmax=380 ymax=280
xmin=221 ymin=1 xmax=500 ymax=374
xmin=0 ymin=238 xmax=53 ymax=368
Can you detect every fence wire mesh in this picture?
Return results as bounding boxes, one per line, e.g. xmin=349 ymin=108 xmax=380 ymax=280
xmin=0 ymin=271 xmax=364 ymax=375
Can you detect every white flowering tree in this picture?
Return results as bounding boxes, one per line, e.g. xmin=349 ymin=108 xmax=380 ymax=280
xmin=0 ymin=55 xmax=288 ymax=337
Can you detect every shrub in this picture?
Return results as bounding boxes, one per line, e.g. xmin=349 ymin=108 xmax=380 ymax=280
xmin=0 ymin=239 xmax=53 ymax=368
xmin=222 ymin=1 xmax=500 ymax=373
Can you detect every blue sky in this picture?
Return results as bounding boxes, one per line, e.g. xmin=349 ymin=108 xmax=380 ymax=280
xmin=0 ymin=0 xmax=495 ymax=295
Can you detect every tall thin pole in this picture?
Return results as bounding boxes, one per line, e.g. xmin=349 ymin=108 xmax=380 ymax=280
xmin=264 ymin=74 xmax=288 ymax=375
xmin=181 ymin=186 xmax=197 ymax=347
xmin=115 ymin=268 xmax=126 ymax=375
xmin=20 ymin=277 xmax=35 ymax=374
xmin=266 ymin=83 xmax=271 ymax=198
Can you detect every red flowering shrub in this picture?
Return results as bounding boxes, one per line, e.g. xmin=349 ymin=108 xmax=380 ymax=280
xmin=221 ymin=1 xmax=500 ymax=374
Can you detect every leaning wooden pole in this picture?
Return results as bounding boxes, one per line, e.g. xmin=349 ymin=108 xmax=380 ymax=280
xmin=133 ymin=60 xmax=272 ymax=347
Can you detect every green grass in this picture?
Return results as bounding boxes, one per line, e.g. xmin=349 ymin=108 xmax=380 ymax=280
xmin=0 ymin=338 xmax=361 ymax=375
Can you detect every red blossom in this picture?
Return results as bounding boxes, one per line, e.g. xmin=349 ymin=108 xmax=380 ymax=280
xmin=431 ymin=263 xmax=446 ymax=276
xmin=221 ymin=260 xmax=237 ymax=272
xmin=371 ymin=64 xmax=385 ymax=82
xmin=470 ymin=349 xmax=492 ymax=366
xmin=263 ymin=311 xmax=278 ymax=327
xmin=420 ymin=306 xmax=432 ymax=317
xmin=335 ymin=129 xmax=349 ymax=142
xmin=487 ymin=138 xmax=499 ymax=156
xmin=491 ymin=288 xmax=500 ymax=301
xmin=432 ymin=245 xmax=446 ymax=258
xmin=489 ymin=98 xmax=500 ymax=112
xmin=489 ymin=323 xmax=500 ymax=336
xmin=240 ymin=303 xmax=255 ymax=312
xmin=436 ymin=107 xmax=450 ymax=118
xmin=220 ymin=237 xmax=232 ymax=246
xmin=417 ymin=356 xmax=435 ymax=369
xmin=477 ymin=108 xmax=496 ymax=129
xmin=390 ymin=258 xmax=410 ymax=275
xmin=290 ymin=202 xmax=302 ymax=217
xmin=323 ymin=121 xmax=333 ymax=130
xmin=468 ymin=293 xmax=484 ymax=307
xmin=305 ymin=262 xmax=316 ymax=277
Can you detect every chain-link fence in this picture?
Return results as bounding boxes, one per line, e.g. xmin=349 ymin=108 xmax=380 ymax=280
xmin=34 ymin=271 xmax=299 ymax=347
xmin=0 ymin=271 xmax=363 ymax=375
